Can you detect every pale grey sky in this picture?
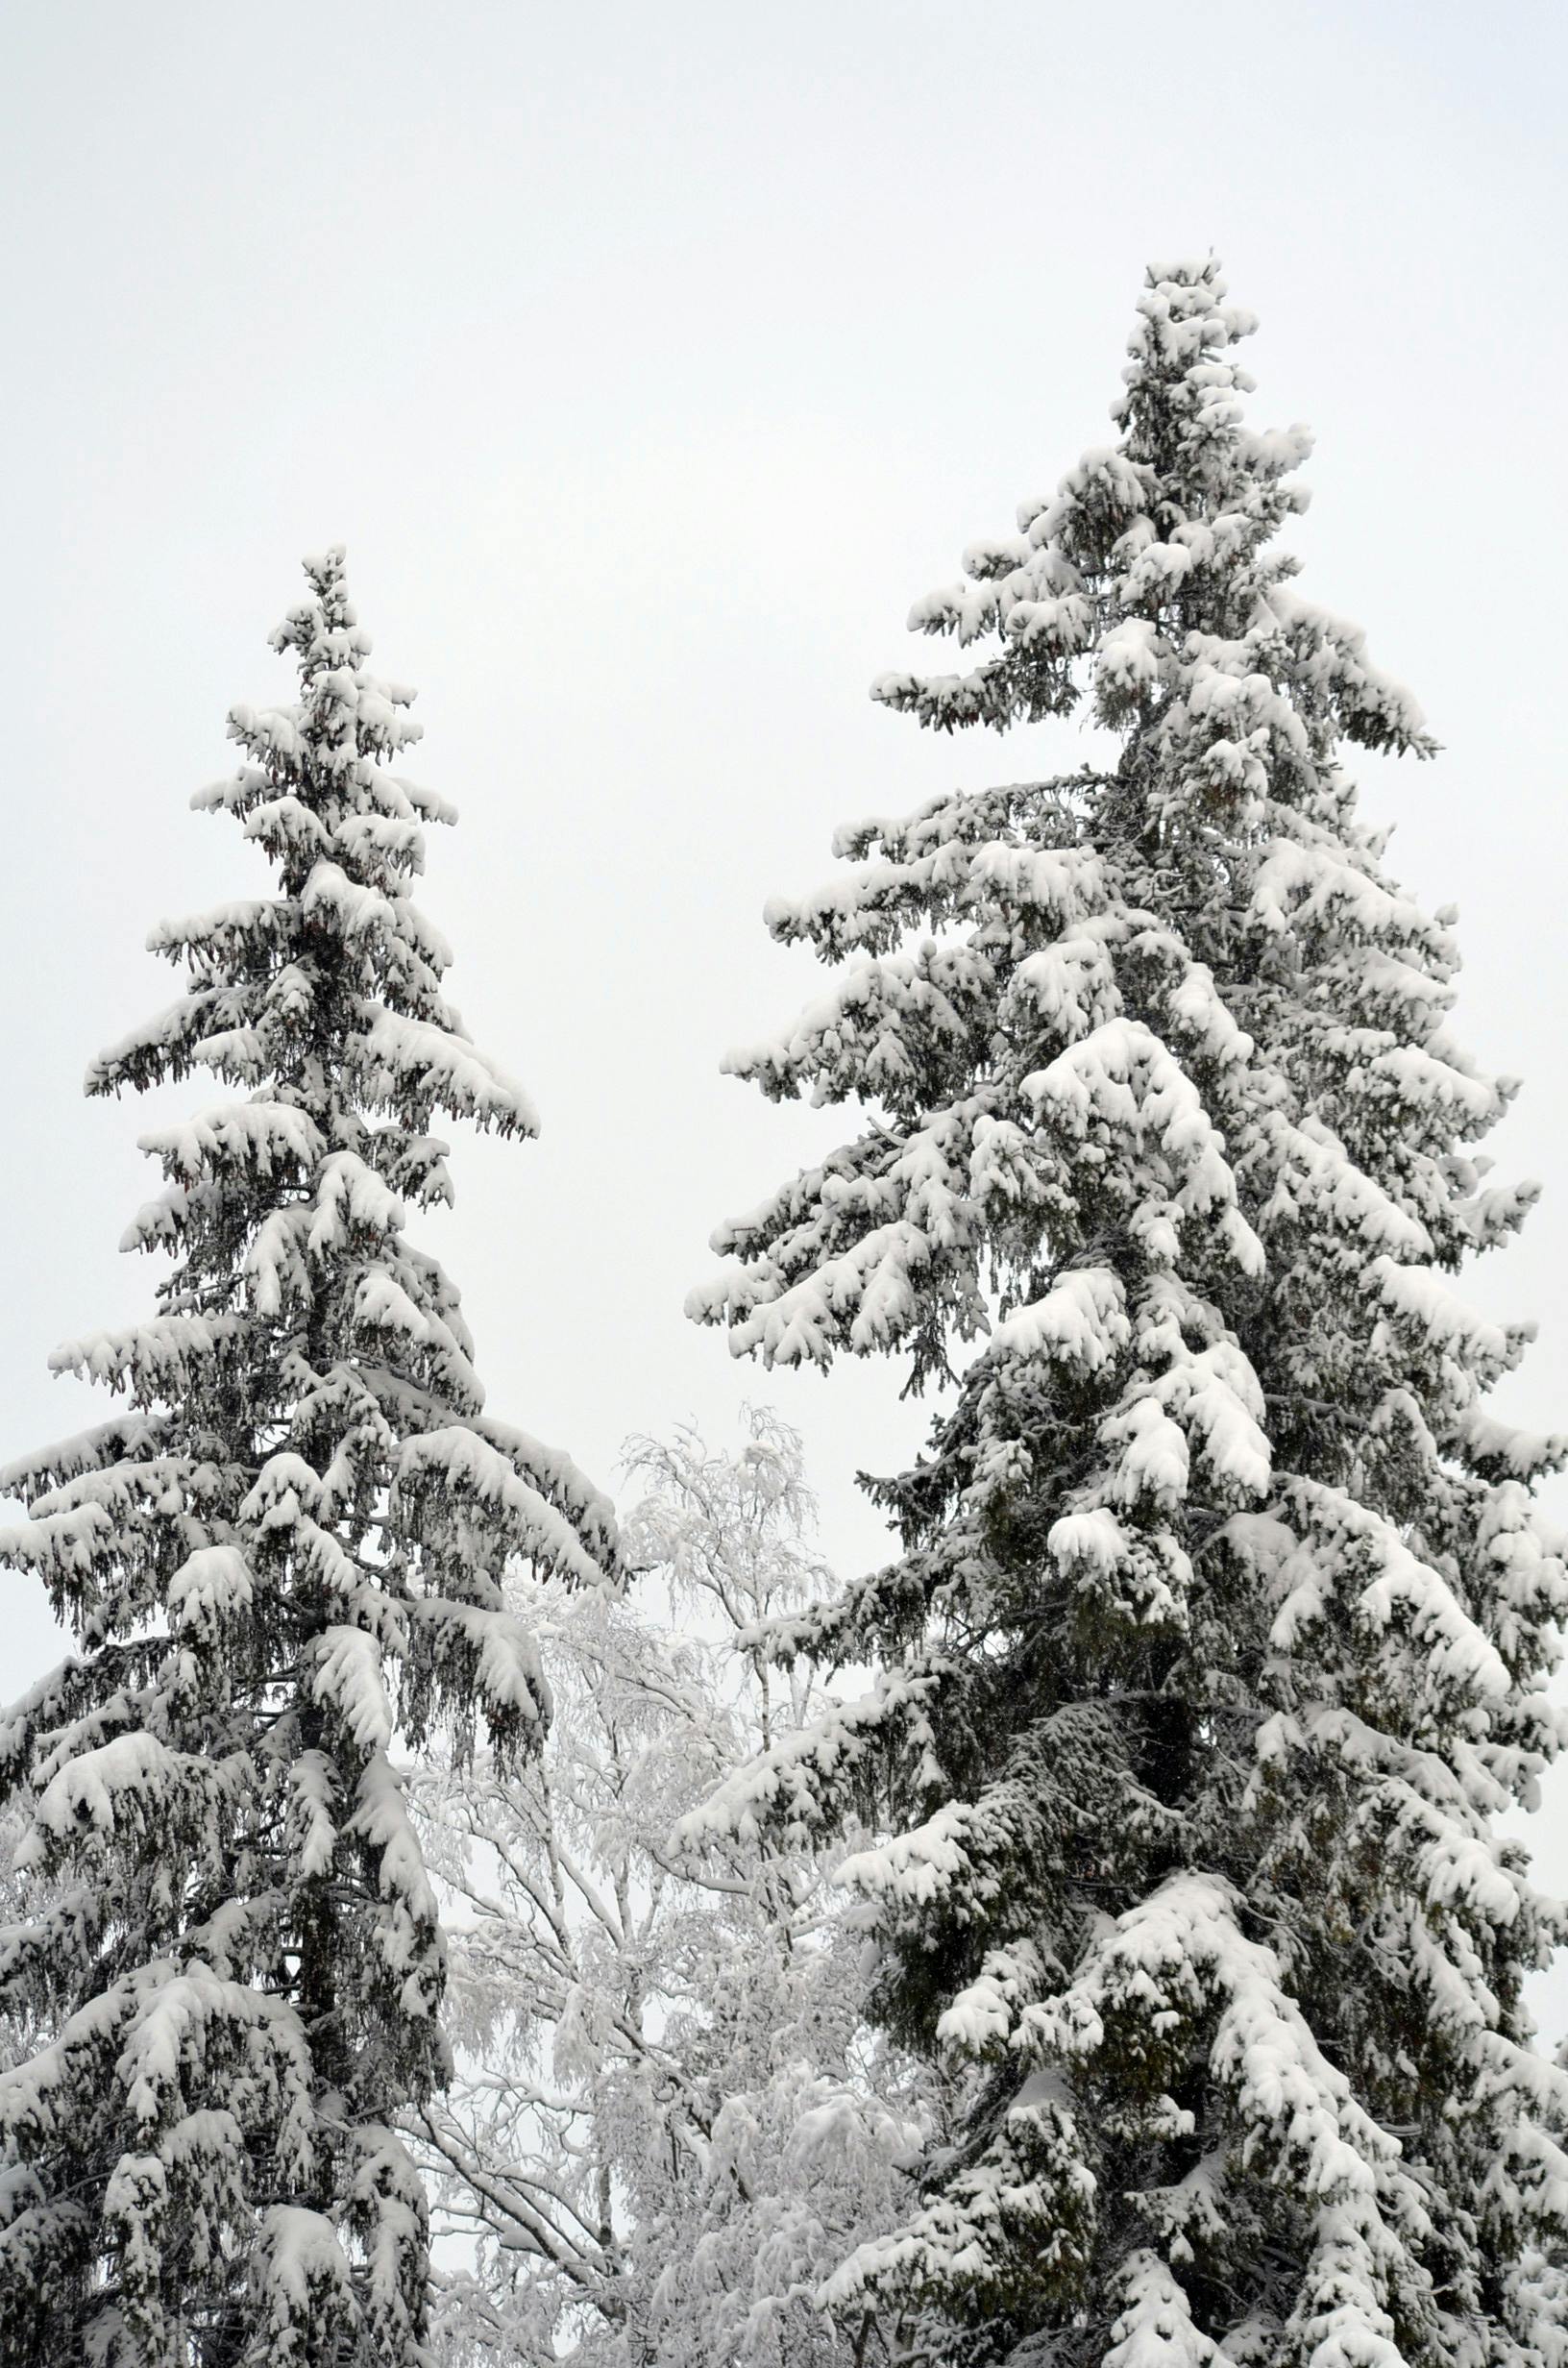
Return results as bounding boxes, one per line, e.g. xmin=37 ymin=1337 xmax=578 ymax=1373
xmin=4 ymin=0 xmax=1565 ymax=1990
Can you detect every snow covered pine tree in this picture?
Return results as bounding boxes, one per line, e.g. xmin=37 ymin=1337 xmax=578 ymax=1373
xmin=687 ymin=262 xmax=1568 ymax=2366
xmin=0 ymin=550 xmax=617 ymax=2367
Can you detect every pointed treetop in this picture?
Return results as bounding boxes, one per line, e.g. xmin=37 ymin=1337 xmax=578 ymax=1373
xmin=875 ymin=255 xmax=1429 ymax=762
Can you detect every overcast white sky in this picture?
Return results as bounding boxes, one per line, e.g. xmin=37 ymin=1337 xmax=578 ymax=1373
xmin=4 ymin=0 xmax=1565 ymax=1995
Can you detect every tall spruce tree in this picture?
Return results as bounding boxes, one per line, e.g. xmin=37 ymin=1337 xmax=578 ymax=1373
xmin=687 ymin=262 xmax=1568 ymax=2366
xmin=0 ymin=550 xmax=617 ymax=2367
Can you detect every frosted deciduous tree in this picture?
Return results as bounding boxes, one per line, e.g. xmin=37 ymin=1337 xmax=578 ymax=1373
xmin=415 ymin=1411 xmax=937 ymax=2367
xmin=0 ymin=550 xmax=616 ymax=2367
xmin=688 ymin=263 xmax=1568 ymax=2365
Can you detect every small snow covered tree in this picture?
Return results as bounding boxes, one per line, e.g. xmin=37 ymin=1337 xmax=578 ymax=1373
xmin=413 ymin=1411 xmax=937 ymax=2367
xmin=0 ymin=549 xmax=617 ymax=2368
xmin=688 ymin=263 xmax=1568 ymax=2366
